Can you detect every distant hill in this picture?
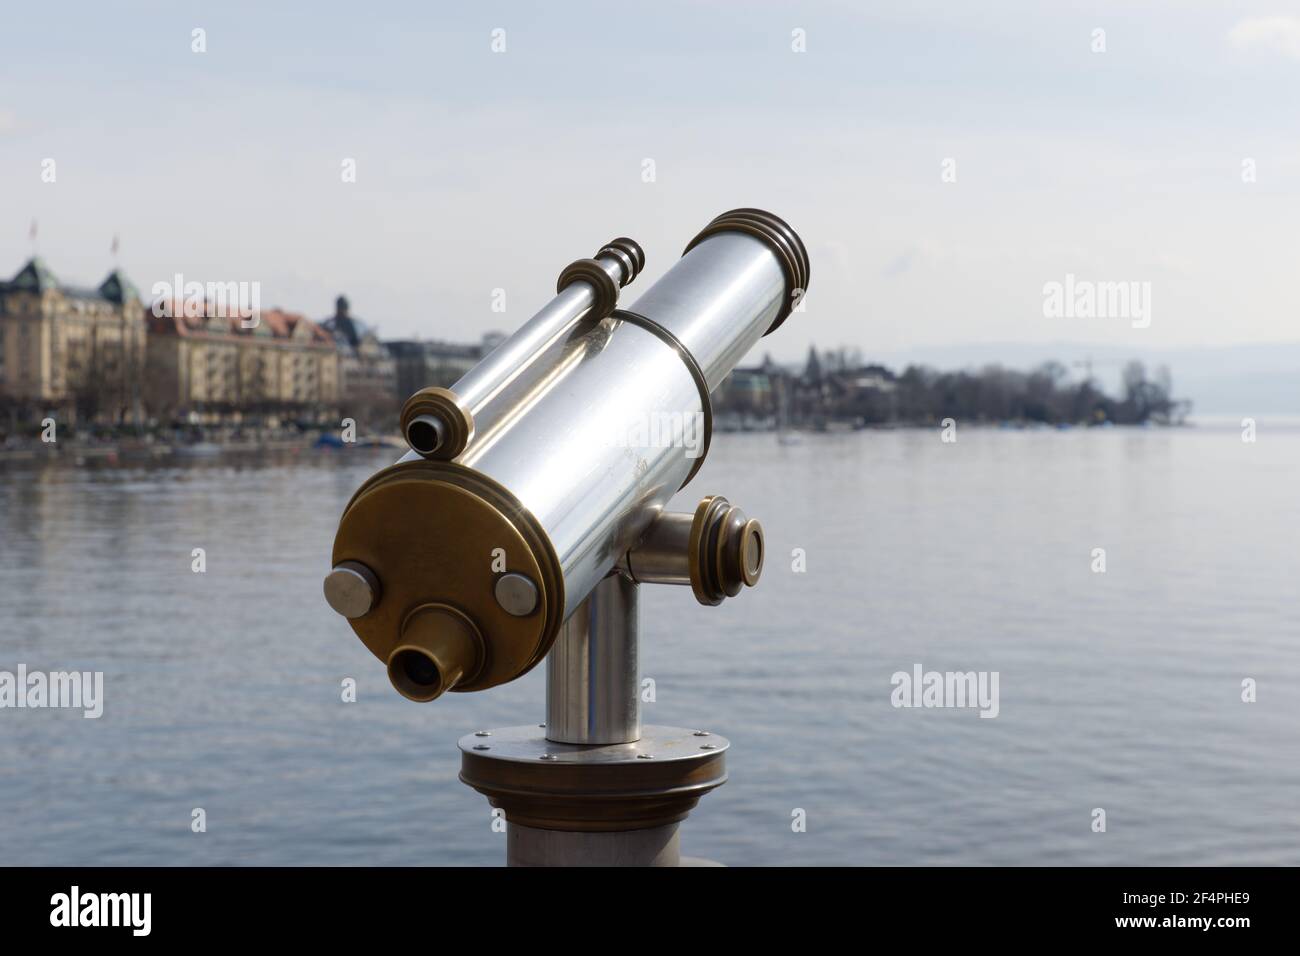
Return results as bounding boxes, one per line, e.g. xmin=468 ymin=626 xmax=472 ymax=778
xmin=868 ymin=342 xmax=1300 ymax=416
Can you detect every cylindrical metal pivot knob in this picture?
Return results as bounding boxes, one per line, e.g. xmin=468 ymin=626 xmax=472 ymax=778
xmin=622 ymin=496 xmax=764 ymax=605
xmin=690 ymin=495 xmax=763 ymax=605
xmin=323 ymin=560 xmax=381 ymax=619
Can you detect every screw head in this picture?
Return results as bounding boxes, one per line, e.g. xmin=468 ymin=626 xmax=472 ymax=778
xmin=472 ymin=744 xmax=490 ymax=751
xmin=539 ymin=754 xmax=557 ymax=761
xmin=700 ymin=744 xmax=717 ymax=750
xmin=494 ymin=572 xmax=539 ymax=617
xmin=637 ymin=753 xmax=654 ymax=760
xmin=323 ymin=561 xmax=381 ymax=619
xmin=693 ymin=731 xmax=711 ymax=737
xmin=474 ymin=731 xmax=491 ymax=737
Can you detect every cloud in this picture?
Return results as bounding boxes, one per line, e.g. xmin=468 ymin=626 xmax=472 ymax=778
xmin=1228 ymin=16 xmax=1300 ymax=59
xmin=883 ymin=249 xmax=918 ymax=278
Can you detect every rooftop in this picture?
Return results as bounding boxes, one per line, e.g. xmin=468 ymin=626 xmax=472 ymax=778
xmin=1 ymin=258 xmax=140 ymax=304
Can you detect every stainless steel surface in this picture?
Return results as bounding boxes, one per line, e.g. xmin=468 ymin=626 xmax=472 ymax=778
xmin=622 ymin=510 xmax=693 ymax=585
xmin=546 ymin=572 xmax=640 ymax=744
xmin=322 ymin=560 xmax=380 ymax=619
xmin=624 ymin=230 xmax=786 ymax=391
xmin=596 ymin=246 xmax=635 ymax=286
xmin=457 ymin=723 xmax=729 ymax=764
xmin=439 ymin=248 xmax=632 ymax=423
xmin=387 ymin=217 xmax=796 ymax=626
xmin=448 ymin=282 xmax=593 ymax=418
xmin=494 ymin=571 xmax=539 ymax=617
xmin=507 ymin=822 xmax=680 ymax=867
xmin=456 ymin=315 xmax=702 ymax=620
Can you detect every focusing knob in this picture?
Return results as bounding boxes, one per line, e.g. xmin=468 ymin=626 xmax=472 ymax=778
xmin=688 ymin=495 xmax=764 ymax=606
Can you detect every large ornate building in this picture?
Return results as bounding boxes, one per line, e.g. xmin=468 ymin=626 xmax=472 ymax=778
xmin=144 ymin=306 xmax=339 ymax=424
xmin=0 ymin=258 xmax=147 ymax=426
xmin=0 ymin=256 xmax=507 ymax=435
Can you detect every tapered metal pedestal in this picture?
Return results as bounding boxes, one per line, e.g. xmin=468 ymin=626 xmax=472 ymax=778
xmin=459 ymin=575 xmax=729 ymax=866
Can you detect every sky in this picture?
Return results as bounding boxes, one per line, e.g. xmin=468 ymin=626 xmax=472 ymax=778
xmin=3 ymin=0 xmax=1299 ymax=373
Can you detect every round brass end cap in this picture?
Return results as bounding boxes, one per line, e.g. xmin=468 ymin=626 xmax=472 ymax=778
xmin=331 ymin=458 xmax=564 ymax=697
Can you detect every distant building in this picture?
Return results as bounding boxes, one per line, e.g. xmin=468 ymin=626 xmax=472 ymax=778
xmin=715 ymin=366 xmax=774 ymax=415
xmin=791 ymin=348 xmax=898 ymax=426
xmin=0 ymin=253 xmax=524 ymax=435
xmin=0 ymin=258 xmax=146 ymax=426
xmin=320 ymin=296 xmax=398 ymax=418
xmin=387 ymin=333 xmax=502 ymax=399
xmin=145 ymin=306 xmax=339 ymax=425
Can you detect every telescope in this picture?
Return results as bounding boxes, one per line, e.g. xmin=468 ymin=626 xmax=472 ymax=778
xmin=324 ymin=208 xmax=809 ymax=866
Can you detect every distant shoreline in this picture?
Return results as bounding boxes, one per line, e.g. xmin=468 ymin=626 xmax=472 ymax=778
xmin=0 ymin=421 xmax=1225 ymax=468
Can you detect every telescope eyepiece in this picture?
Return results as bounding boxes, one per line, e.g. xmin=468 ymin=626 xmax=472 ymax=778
xmin=406 ymin=414 xmax=446 ymax=456
xmin=399 ymin=387 xmax=475 ymax=461
xmin=388 ymin=647 xmax=444 ymax=700
xmin=387 ymin=605 xmax=485 ymax=702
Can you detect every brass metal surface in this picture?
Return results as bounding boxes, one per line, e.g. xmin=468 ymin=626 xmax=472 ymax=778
xmin=399 ymin=386 xmax=475 ymax=460
xmin=687 ymin=495 xmax=765 ymax=605
xmin=388 ymin=604 xmax=484 ymax=701
xmin=331 ymin=459 xmax=564 ymax=694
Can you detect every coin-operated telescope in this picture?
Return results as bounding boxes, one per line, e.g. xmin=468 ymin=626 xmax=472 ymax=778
xmin=325 ymin=209 xmax=809 ymax=866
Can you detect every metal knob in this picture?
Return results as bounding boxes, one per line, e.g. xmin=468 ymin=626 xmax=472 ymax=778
xmin=494 ymin=572 xmax=539 ymax=617
xmin=323 ymin=561 xmax=381 ymax=619
xmin=689 ymin=495 xmax=764 ymax=605
xmin=621 ymin=496 xmax=764 ymax=605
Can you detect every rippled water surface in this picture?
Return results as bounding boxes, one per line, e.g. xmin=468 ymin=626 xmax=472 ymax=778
xmin=2 ymin=424 xmax=1297 ymax=865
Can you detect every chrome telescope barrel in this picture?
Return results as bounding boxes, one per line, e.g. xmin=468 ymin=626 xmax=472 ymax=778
xmin=326 ymin=208 xmax=808 ymax=701
xmin=628 ymin=208 xmax=808 ymax=390
xmin=401 ymin=238 xmax=645 ymax=459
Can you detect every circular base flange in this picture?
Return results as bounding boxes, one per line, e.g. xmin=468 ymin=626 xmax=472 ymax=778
xmin=460 ymin=724 xmax=728 ymax=832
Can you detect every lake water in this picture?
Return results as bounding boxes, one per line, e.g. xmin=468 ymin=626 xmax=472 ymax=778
xmin=2 ymin=423 xmax=1297 ymax=866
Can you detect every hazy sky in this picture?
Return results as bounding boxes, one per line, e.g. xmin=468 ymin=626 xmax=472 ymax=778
xmin=3 ymin=1 xmax=1298 ymax=365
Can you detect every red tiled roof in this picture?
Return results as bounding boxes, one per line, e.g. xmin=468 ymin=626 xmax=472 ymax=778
xmin=143 ymin=303 xmax=333 ymax=346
